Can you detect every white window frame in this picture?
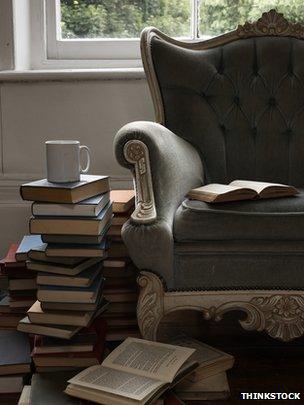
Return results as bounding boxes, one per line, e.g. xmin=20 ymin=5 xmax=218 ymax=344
xmin=31 ymin=0 xmax=201 ymax=70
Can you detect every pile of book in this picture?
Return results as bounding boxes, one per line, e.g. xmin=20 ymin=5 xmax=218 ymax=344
xmin=102 ymin=190 xmax=141 ymax=341
xmin=14 ymin=335 xmax=234 ymax=404
xmin=16 ymin=174 xmax=111 ymax=372
xmin=63 ymin=336 xmax=235 ymax=404
xmin=171 ymin=335 xmax=234 ymax=401
xmin=0 ymin=330 xmax=31 ymax=401
xmin=0 ymin=242 xmax=37 ymax=330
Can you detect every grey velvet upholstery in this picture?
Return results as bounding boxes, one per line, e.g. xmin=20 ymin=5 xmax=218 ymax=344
xmin=175 ymin=191 xmax=304 ymax=241
xmin=114 ymin=30 xmax=304 ymax=290
xmin=151 ymin=36 xmax=304 ymax=186
xmin=114 ymin=121 xmax=203 ymax=283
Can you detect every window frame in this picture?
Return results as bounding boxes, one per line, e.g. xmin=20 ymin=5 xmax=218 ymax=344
xmin=31 ymin=0 xmax=201 ymax=69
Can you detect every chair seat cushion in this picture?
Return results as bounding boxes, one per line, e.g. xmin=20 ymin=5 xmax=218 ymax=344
xmin=174 ymin=188 xmax=304 ymax=241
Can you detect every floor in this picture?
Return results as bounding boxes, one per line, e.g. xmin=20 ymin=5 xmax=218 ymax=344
xmin=3 ymin=311 xmax=304 ymax=404
xmin=159 ymin=310 xmax=304 ymax=404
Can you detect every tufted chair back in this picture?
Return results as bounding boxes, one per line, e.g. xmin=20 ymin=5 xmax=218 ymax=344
xmin=141 ymin=10 xmax=304 ymax=186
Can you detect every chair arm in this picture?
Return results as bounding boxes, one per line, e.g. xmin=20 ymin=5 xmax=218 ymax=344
xmin=114 ymin=121 xmax=203 ymax=285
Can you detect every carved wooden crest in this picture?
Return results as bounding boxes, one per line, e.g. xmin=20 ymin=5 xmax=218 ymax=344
xmin=237 ymin=9 xmax=304 ymax=39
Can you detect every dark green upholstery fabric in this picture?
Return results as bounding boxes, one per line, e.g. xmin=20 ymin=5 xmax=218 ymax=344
xmin=174 ymin=190 xmax=304 ymax=241
xmin=151 ymin=36 xmax=304 ymax=186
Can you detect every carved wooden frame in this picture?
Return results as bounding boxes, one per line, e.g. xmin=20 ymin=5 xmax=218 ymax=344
xmin=123 ymin=140 xmax=156 ymax=224
xmin=131 ymin=9 xmax=304 ymax=343
xmin=137 ymin=272 xmax=304 ymax=342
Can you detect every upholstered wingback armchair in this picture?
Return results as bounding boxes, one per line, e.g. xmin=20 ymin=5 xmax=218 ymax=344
xmin=114 ymin=10 xmax=304 ymax=342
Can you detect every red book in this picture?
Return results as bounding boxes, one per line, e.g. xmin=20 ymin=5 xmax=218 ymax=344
xmin=4 ymin=244 xmax=22 ymax=268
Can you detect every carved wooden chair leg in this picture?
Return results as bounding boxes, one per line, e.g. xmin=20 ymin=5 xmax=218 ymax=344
xmin=137 ymin=271 xmax=165 ymax=340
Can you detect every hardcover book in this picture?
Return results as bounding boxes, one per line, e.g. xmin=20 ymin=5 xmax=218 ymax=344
xmin=32 ymin=192 xmax=110 ymax=217
xmin=36 ymin=262 xmax=101 ymax=288
xmin=188 ymin=180 xmax=298 ymax=203
xmin=30 ymin=202 xmax=112 ymax=236
xmin=170 ymin=335 xmax=234 ymax=382
xmin=4 ymin=244 xmax=25 ymax=268
xmin=33 ymin=328 xmax=99 ymax=355
xmin=174 ymin=372 xmax=230 ymax=400
xmin=28 ymin=243 xmax=84 ymax=265
xmin=28 ymin=299 xmax=108 ymax=327
xmin=37 ymin=276 xmax=104 ymax=303
xmin=30 ymin=372 xmax=86 ymax=404
xmin=0 ymin=375 xmax=26 ymax=394
xmin=45 ymin=237 xmax=108 ymax=258
xmin=27 ymin=257 xmax=102 ymax=276
xmin=20 ymin=174 xmax=110 ymax=203
xmin=0 ymin=331 xmax=31 ymax=375
xmin=15 ymin=235 xmax=42 ymax=262
xmin=40 ymin=293 xmax=105 ymax=312
xmin=18 ymin=317 xmax=81 ymax=339
xmin=110 ymin=190 xmax=135 ymax=213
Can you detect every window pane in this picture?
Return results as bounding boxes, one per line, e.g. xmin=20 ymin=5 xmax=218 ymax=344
xmin=60 ymin=0 xmax=191 ymax=39
xmin=200 ymin=1 xmax=304 ymax=37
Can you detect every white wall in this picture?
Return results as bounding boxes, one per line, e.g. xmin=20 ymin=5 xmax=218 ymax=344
xmin=0 ymin=77 xmax=154 ymax=256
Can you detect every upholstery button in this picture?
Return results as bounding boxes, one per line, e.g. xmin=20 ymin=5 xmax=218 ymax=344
xmin=269 ymin=97 xmax=276 ymax=106
xmin=234 ymin=96 xmax=240 ymax=105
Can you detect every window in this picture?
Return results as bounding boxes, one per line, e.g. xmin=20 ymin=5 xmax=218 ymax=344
xmin=44 ymin=0 xmax=195 ymax=67
xmin=35 ymin=0 xmax=304 ymax=69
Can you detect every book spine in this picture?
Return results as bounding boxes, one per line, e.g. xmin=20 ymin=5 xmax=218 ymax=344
xmin=19 ymin=186 xmax=25 ymax=201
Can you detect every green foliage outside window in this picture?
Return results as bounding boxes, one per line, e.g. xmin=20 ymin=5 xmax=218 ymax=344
xmin=60 ymin=0 xmax=304 ymax=39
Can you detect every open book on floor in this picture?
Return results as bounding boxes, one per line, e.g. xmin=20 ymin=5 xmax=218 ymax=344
xmin=65 ymin=337 xmax=198 ymax=405
xmin=188 ymin=180 xmax=298 ymax=203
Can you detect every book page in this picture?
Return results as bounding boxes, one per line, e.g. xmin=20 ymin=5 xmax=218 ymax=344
xmin=102 ymin=338 xmax=195 ymax=383
xmin=190 ymin=184 xmax=242 ymax=195
xmin=68 ymin=365 xmax=163 ymax=401
xmin=230 ymin=180 xmax=290 ymax=194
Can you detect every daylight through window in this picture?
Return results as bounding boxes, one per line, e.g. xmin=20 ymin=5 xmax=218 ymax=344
xmin=59 ymin=0 xmax=304 ymax=40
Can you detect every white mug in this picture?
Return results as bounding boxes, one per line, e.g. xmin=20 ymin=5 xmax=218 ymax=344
xmin=46 ymin=140 xmax=91 ymax=183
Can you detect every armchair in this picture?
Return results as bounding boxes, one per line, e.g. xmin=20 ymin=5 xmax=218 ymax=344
xmin=114 ymin=10 xmax=304 ymax=342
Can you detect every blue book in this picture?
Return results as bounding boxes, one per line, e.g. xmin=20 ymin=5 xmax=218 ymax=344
xmin=32 ymin=192 xmax=110 ymax=217
xmin=30 ymin=203 xmax=113 ymax=236
xmin=15 ymin=235 xmax=42 ymax=262
xmin=45 ymin=234 xmax=108 ymax=258
xmin=37 ymin=276 xmax=104 ymax=303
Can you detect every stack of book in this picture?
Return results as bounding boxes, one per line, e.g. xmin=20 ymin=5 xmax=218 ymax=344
xmin=64 ymin=336 xmax=234 ymax=404
xmin=102 ymin=190 xmax=141 ymax=341
xmin=172 ymin=335 xmax=234 ymax=401
xmin=0 ymin=242 xmax=38 ymax=329
xmin=0 ymin=330 xmax=31 ymax=401
xmin=16 ymin=174 xmax=111 ymax=372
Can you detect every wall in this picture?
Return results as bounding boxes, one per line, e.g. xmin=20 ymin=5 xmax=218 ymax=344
xmin=0 ymin=76 xmax=154 ymax=256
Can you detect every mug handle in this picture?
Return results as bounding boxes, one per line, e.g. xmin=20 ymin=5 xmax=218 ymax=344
xmin=79 ymin=145 xmax=91 ymax=174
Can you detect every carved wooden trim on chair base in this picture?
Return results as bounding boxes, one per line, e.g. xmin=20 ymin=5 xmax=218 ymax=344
xmin=137 ymin=271 xmax=304 ymax=342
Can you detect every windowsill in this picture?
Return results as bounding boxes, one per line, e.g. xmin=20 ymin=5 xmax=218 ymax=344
xmin=0 ymin=67 xmax=146 ymax=82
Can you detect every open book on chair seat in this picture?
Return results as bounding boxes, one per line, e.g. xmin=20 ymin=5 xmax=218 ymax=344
xmin=188 ymin=180 xmax=298 ymax=203
xmin=65 ymin=337 xmax=198 ymax=405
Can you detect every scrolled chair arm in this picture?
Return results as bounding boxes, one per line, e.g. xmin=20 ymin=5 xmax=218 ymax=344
xmin=123 ymin=139 xmax=156 ymax=224
xmin=114 ymin=121 xmax=203 ymax=286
